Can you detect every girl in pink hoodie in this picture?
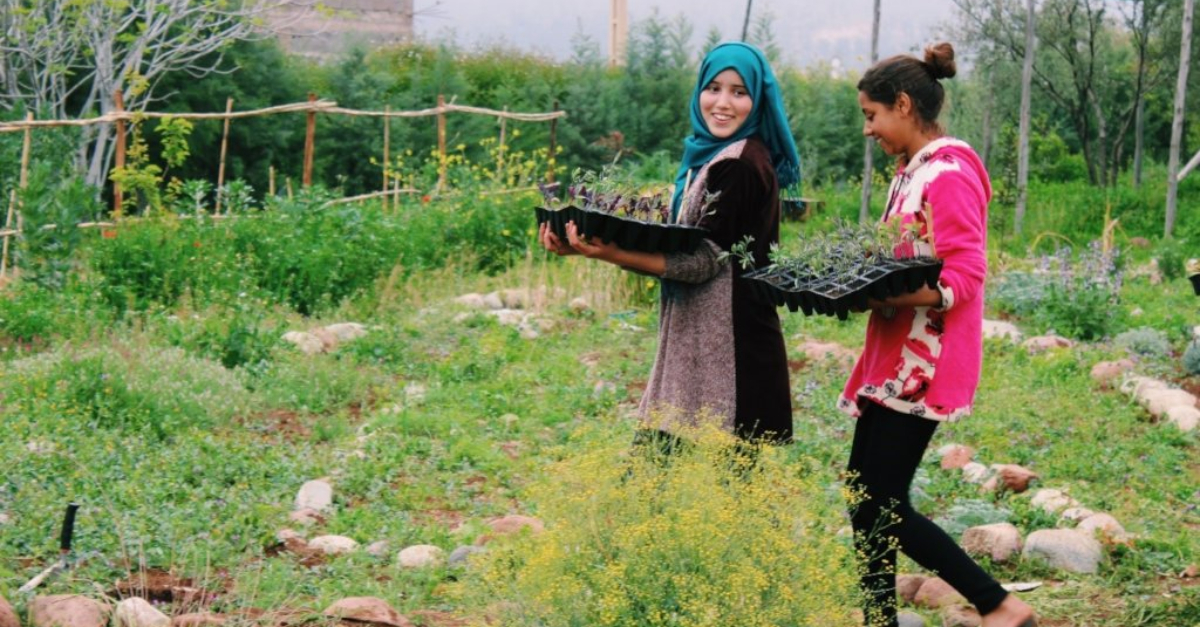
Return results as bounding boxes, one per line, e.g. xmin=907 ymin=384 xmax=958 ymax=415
xmin=842 ymin=43 xmax=1037 ymax=627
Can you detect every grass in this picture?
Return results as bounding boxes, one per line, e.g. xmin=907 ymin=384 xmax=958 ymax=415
xmin=0 ymin=195 xmax=1197 ymax=626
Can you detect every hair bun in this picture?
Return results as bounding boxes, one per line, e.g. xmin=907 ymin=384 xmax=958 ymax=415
xmin=923 ymin=42 xmax=957 ymax=80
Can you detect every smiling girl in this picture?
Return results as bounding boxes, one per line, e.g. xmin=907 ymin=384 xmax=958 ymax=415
xmin=539 ymin=42 xmax=800 ymax=446
xmin=841 ymin=43 xmax=1037 ymax=627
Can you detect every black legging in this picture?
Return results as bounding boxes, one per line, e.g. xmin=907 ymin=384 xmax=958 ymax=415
xmin=847 ymin=401 xmax=1009 ymax=627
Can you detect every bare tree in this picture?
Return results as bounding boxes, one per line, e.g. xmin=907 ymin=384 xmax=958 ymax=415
xmin=0 ymin=0 xmax=312 ymax=187
xmin=1165 ymin=0 xmax=1194 ymax=238
xmin=859 ymin=0 xmax=881 ymax=223
xmin=1014 ymin=0 xmax=1036 ymax=235
xmin=954 ymin=0 xmax=1117 ymax=186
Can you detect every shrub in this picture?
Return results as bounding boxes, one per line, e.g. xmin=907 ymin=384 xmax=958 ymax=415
xmin=1033 ymin=242 xmax=1123 ymax=341
xmin=1154 ymin=238 xmax=1189 ymax=282
xmin=1114 ymin=327 xmax=1172 ymax=358
xmin=933 ymin=498 xmax=1013 ymax=539
xmin=988 ymin=270 xmax=1052 ymax=318
xmin=470 ymin=425 xmax=860 ymax=627
xmin=1 ymin=344 xmax=250 ymax=440
xmin=1184 ymin=340 xmax=1200 ymax=376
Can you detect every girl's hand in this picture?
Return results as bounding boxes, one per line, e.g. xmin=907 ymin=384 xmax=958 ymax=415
xmin=566 ymin=221 xmax=620 ymax=262
xmin=539 ymin=222 xmax=579 ymax=256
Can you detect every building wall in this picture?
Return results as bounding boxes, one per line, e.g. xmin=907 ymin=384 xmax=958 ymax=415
xmin=270 ymin=0 xmax=415 ymax=58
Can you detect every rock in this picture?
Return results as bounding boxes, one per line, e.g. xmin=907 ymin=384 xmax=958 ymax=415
xmin=114 ymin=598 xmax=169 ymax=627
xmin=500 ymin=413 xmax=519 ymax=428
xmin=485 ymin=515 xmax=545 ymax=537
xmin=0 ymin=512 xmax=9 ymax=525
xmin=490 ymin=309 xmax=525 ymax=327
xmin=897 ymin=611 xmax=926 ymax=627
xmin=939 ymin=445 xmax=974 ymax=470
xmin=29 ymin=595 xmax=111 ymax=627
xmin=323 ymin=323 xmax=368 ymax=342
xmin=1022 ymin=529 xmax=1103 ymax=574
xmin=1122 ymin=376 xmax=1169 ymax=398
xmin=1077 ymin=513 xmax=1127 ymax=539
xmin=289 ymin=508 xmax=323 ymax=526
xmin=309 ymin=327 xmax=340 ymax=351
xmin=397 ymin=545 xmax=445 ymax=569
xmin=282 ymin=331 xmax=324 ymax=355
xmin=795 ymin=339 xmax=858 ymax=368
xmin=1030 ymin=488 xmax=1078 ymax=515
xmin=992 ymin=464 xmax=1038 ymax=493
xmin=500 ymin=288 xmax=530 ymax=309
xmin=896 ymin=574 xmax=928 ymax=604
xmin=940 ymin=606 xmax=982 ymax=627
xmin=1129 ymin=236 xmax=1152 ymax=249
xmin=913 ymin=578 xmax=966 ymax=609
xmin=1022 ymin=335 xmax=1073 ymax=353
xmin=960 ymin=462 xmax=991 ymax=484
xmin=961 ymin=523 xmax=1023 ymax=563
xmin=170 ymin=614 xmax=226 ymax=627
xmin=1060 ymin=507 xmax=1096 ymax=522
xmin=1166 ymin=405 xmax=1200 ymax=432
xmin=453 ymin=293 xmax=487 ymax=310
xmin=569 ymin=297 xmax=591 ymax=314
xmin=308 ymin=535 xmax=358 ymax=555
xmin=1193 ymin=325 xmax=1200 ymax=340
xmin=366 ymin=541 xmax=390 ymax=558
xmin=276 ymin=529 xmax=304 ymax=543
xmin=482 ymin=292 xmax=505 ymax=310
xmin=295 ymin=480 xmax=333 ymax=512
xmin=448 ymin=545 xmax=485 ymax=566
xmin=518 ymin=326 xmax=539 ymax=340
xmin=1141 ymin=389 xmax=1198 ymax=418
xmin=982 ymin=319 xmax=1022 ymax=342
xmin=323 ymin=597 xmax=413 ymax=627
xmin=1090 ymin=359 xmax=1135 ymax=386
xmin=1 ymin=595 xmax=19 ymax=627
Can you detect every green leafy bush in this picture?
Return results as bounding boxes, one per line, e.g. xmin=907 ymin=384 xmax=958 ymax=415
xmin=1033 ymin=243 xmax=1123 ymax=340
xmin=1114 ymin=327 xmax=1172 ymax=358
xmin=1184 ymin=340 xmax=1200 ymax=376
xmin=988 ymin=270 xmax=1052 ymax=318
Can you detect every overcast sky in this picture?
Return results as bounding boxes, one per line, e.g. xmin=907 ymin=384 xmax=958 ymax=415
xmin=414 ymin=0 xmax=961 ymax=71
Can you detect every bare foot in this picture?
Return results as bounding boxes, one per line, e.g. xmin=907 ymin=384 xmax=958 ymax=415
xmin=981 ymin=594 xmax=1036 ymax=627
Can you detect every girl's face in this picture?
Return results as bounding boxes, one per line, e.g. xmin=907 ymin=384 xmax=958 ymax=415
xmin=858 ymin=91 xmax=917 ymax=159
xmin=699 ymin=69 xmax=753 ymax=139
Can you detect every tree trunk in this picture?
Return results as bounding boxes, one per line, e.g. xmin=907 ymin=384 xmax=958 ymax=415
xmin=859 ymin=0 xmax=881 ymax=224
xmin=1015 ymin=0 xmax=1037 ymax=236
xmin=1165 ymin=0 xmax=1194 ymax=239
xmin=980 ymin=63 xmax=994 ymax=169
xmin=1133 ymin=0 xmax=1149 ymax=188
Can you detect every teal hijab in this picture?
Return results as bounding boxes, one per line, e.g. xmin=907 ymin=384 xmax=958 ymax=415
xmin=671 ymin=42 xmax=801 ymax=220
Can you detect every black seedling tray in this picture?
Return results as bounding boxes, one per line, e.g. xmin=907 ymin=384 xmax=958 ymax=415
xmin=744 ymin=257 xmax=943 ymax=320
xmin=535 ymin=205 xmax=708 ymax=254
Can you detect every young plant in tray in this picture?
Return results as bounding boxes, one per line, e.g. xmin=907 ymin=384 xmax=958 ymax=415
xmin=744 ymin=218 xmax=942 ymax=319
xmin=534 ymin=168 xmax=712 ymax=254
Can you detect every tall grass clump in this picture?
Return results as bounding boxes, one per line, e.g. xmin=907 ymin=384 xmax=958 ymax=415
xmin=469 ymin=425 xmax=860 ymax=627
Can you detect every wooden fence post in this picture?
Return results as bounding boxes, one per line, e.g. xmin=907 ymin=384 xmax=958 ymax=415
xmin=437 ymin=94 xmax=447 ymax=191
xmin=113 ymin=89 xmax=127 ymax=218
xmin=216 ymin=97 xmax=234 ymax=214
xmin=269 ymin=165 xmax=276 ymax=197
xmin=1 ymin=190 xmax=15 ymax=280
xmin=382 ymin=105 xmax=391 ymax=195
xmin=547 ymin=99 xmax=559 ymax=184
xmin=303 ymin=92 xmax=317 ymax=187
xmin=497 ymin=107 xmax=508 ymax=185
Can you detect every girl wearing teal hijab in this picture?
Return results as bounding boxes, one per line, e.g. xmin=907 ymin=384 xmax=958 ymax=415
xmin=539 ymin=42 xmax=798 ymax=445
xmin=672 ymin=42 xmax=800 ymax=220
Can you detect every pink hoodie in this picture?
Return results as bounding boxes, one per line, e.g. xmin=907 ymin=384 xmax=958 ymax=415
xmin=839 ymin=137 xmax=991 ymax=422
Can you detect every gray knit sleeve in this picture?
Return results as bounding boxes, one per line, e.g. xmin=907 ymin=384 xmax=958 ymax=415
xmin=661 ymin=239 xmax=726 ymax=284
